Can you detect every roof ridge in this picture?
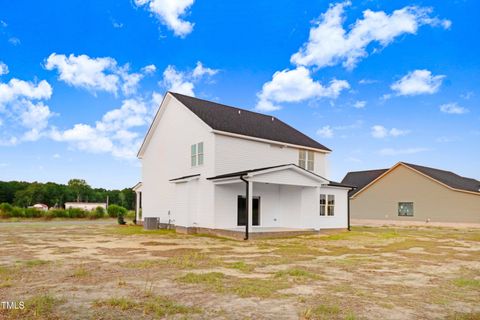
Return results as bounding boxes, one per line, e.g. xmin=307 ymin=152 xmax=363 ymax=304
xmin=401 ymin=162 xmax=480 ymax=182
xmin=169 ymin=91 xmax=279 ymax=120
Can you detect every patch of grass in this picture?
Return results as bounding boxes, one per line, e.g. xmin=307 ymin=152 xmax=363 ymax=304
xmin=452 ymin=278 xmax=480 ymax=288
xmin=144 ymin=296 xmax=201 ymax=317
xmin=7 ymin=294 xmax=63 ymax=319
xmin=275 ymin=267 xmax=320 ymax=281
xmin=178 ymin=272 xmax=225 ymax=286
xmin=303 ymin=304 xmax=340 ymax=320
xmin=177 ymin=272 xmax=289 ymax=298
xmin=231 ymin=277 xmax=289 ymax=298
xmin=71 ymin=266 xmax=89 ymax=278
xmin=94 ymin=296 xmax=200 ymax=317
xmin=227 ymin=261 xmax=255 ymax=273
xmin=106 ymin=225 xmax=175 ymax=236
xmin=123 ymin=260 xmax=161 ymax=269
xmin=22 ymin=259 xmax=49 ymax=267
xmin=167 ymin=252 xmax=222 ymax=269
xmin=94 ymin=297 xmax=136 ymax=311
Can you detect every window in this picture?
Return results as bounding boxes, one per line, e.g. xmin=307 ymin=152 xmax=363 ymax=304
xmin=299 ymin=150 xmax=314 ymax=171
xmin=191 ymin=142 xmax=204 ymax=167
xmin=299 ymin=150 xmax=306 ymax=168
xmin=398 ymin=202 xmax=414 ymax=216
xmin=307 ymin=151 xmax=314 ymax=171
xmin=327 ymin=195 xmax=335 ymax=216
xmin=320 ymin=194 xmax=326 ymax=216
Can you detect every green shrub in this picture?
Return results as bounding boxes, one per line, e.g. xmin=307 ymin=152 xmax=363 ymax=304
xmin=49 ymin=209 xmax=68 ymax=218
xmin=107 ymin=205 xmax=127 ymax=218
xmin=88 ymin=207 xmax=105 ymax=219
xmin=126 ymin=210 xmax=135 ymax=220
xmin=42 ymin=210 xmax=55 ymax=220
xmin=66 ymin=208 xmax=87 ymax=218
xmin=11 ymin=207 xmax=24 ymax=218
xmin=24 ymin=208 xmax=42 ymax=218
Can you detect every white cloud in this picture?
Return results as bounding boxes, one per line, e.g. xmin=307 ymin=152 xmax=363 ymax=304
xmin=162 ymin=65 xmax=194 ymax=96
xmin=53 ymin=153 xmax=61 ymax=159
xmin=291 ymin=2 xmax=450 ymax=70
xmin=317 ymin=125 xmax=334 ymax=138
xmin=45 ymin=53 xmax=120 ymax=94
xmin=353 ymin=100 xmax=366 ymax=109
xmin=378 ymin=147 xmax=428 ymax=156
xmin=0 ymin=78 xmax=53 ymax=143
xmin=45 ymin=53 xmax=150 ymax=96
xmin=161 ymin=62 xmax=218 ymax=97
xmin=0 ymin=79 xmax=52 ymax=106
xmin=134 ymin=0 xmax=195 ymax=37
xmin=358 ymin=79 xmax=378 ymax=85
xmin=8 ymin=37 xmax=20 ymax=46
xmin=0 ymin=62 xmax=8 ymax=76
xmin=51 ymin=99 xmax=151 ymax=159
xmin=256 ymin=67 xmax=350 ymax=111
xmin=439 ymin=102 xmax=468 ymax=114
xmin=192 ymin=61 xmax=219 ymax=78
xmin=255 ymin=1 xmax=449 ymax=111
xmin=391 ymin=69 xmax=445 ymax=96
xmin=371 ymin=125 xmax=410 ymax=138
xmin=142 ymin=64 xmax=157 ymax=74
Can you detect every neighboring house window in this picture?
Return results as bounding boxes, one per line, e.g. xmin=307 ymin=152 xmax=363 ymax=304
xmin=299 ymin=150 xmax=314 ymax=171
xmin=327 ymin=195 xmax=335 ymax=216
xmin=191 ymin=142 xmax=204 ymax=166
xmin=398 ymin=202 xmax=414 ymax=216
xmin=320 ymin=194 xmax=326 ymax=216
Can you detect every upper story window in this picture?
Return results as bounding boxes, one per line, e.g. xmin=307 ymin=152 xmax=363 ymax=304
xmin=191 ymin=142 xmax=204 ymax=167
xmin=299 ymin=150 xmax=314 ymax=171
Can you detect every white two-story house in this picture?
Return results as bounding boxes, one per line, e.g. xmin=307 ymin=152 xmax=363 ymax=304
xmin=134 ymin=92 xmax=353 ymax=239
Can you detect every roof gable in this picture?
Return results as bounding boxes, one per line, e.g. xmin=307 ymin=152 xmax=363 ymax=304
xmin=170 ymin=92 xmax=331 ymax=152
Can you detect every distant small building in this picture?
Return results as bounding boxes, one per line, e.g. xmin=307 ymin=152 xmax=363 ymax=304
xmin=29 ymin=203 xmax=48 ymax=211
xmin=64 ymin=202 xmax=107 ymax=211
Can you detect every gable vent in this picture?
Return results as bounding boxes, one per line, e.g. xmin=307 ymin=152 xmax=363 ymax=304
xmin=238 ymin=110 xmax=241 ymax=114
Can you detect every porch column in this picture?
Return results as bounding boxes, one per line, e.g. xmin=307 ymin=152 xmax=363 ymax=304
xmin=248 ymin=181 xmax=253 ymax=231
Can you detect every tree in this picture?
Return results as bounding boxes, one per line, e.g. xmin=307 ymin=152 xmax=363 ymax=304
xmin=67 ymin=179 xmax=91 ymax=202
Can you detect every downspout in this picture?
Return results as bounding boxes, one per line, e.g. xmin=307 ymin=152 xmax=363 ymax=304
xmin=239 ymin=175 xmax=249 ymax=240
xmin=347 ymin=187 xmax=356 ymax=231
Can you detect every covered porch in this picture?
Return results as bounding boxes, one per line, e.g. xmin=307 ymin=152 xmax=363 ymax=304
xmin=208 ymin=164 xmax=332 ymax=239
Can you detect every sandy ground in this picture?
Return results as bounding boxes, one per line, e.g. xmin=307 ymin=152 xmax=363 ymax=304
xmin=352 ymin=218 xmax=480 ymax=229
xmin=0 ymin=220 xmax=479 ymax=319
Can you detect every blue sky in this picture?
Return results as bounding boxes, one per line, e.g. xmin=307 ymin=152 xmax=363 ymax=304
xmin=0 ymin=0 xmax=478 ymax=188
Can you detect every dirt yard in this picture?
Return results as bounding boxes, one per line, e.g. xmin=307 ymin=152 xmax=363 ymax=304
xmin=0 ymin=220 xmax=479 ymax=320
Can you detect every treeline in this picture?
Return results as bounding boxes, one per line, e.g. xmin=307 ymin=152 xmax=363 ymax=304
xmin=0 ymin=179 xmax=135 ymax=210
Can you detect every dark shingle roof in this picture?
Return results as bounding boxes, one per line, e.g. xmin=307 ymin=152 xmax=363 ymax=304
xmin=402 ymin=162 xmax=480 ymax=193
xmin=342 ymin=163 xmax=480 ymax=197
xmin=341 ymin=169 xmax=389 ymax=196
xmin=170 ymin=92 xmax=331 ymax=152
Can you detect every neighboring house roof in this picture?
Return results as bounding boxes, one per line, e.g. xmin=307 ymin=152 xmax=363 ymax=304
xmin=169 ymin=92 xmax=331 ymax=152
xmin=342 ymin=162 xmax=480 ymax=197
xmin=341 ymin=169 xmax=388 ymax=196
xmin=402 ymin=162 xmax=480 ymax=194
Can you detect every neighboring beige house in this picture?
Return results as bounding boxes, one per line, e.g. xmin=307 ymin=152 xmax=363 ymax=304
xmin=342 ymin=162 xmax=480 ymax=224
xmin=64 ymin=202 xmax=107 ymax=211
